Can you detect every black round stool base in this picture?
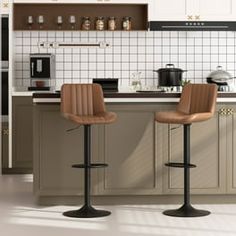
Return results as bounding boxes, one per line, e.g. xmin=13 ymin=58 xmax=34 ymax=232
xmin=63 ymin=205 xmax=111 ymax=218
xmin=163 ymin=204 xmax=210 ymax=217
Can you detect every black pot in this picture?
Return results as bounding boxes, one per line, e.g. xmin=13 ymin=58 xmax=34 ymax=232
xmin=153 ymin=64 xmax=187 ymax=86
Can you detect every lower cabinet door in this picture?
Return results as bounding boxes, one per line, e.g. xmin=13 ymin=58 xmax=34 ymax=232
xmin=13 ymin=97 xmax=33 ymax=169
xmin=97 ymin=104 xmax=162 ymax=195
xmin=34 ymin=105 xmax=99 ymax=196
xmin=226 ymin=105 xmax=236 ymax=193
xmin=158 ymin=107 xmax=227 ymax=194
xmin=2 ymin=122 xmax=9 ymax=169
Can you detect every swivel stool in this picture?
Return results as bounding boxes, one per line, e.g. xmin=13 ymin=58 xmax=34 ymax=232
xmin=61 ymin=83 xmax=117 ymax=218
xmin=155 ymin=84 xmax=217 ymax=217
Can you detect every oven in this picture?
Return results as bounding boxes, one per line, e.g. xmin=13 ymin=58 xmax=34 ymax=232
xmin=1 ymin=16 xmax=9 ymax=116
xmin=1 ymin=70 xmax=8 ymax=116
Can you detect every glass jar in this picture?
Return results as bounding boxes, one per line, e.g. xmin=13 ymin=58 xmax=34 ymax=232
xmin=131 ymin=72 xmax=142 ymax=91
xmin=108 ymin=16 xmax=116 ymax=31
xmin=95 ymin=17 xmax=105 ymax=31
xmin=81 ymin=17 xmax=91 ymax=30
xmin=122 ymin=16 xmax=131 ymax=31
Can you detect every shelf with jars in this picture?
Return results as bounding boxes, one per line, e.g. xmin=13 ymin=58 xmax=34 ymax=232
xmin=13 ymin=3 xmax=148 ymax=31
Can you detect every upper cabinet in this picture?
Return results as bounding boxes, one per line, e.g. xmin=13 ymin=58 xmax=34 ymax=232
xmin=1 ymin=0 xmax=10 ymax=14
xmin=150 ymin=0 xmax=193 ymax=21
xmin=196 ymin=0 xmax=236 ymax=21
xmin=13 ymin=0 xmax=151 ymax=4
xmin=13 ymin=1 xmax=152 ymax=30
xmin=150 ymin=0 xmax=236 ymax=21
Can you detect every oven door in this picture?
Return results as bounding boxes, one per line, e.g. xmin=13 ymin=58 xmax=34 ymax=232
xmin=1 ymin=16 xmax=9 ymax=66
xmin=1 ymin=70 xmax=8 ymax=116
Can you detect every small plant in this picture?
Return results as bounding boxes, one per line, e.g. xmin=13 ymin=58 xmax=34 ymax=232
xmin=181 ymin=79 xmax=191 ymax=87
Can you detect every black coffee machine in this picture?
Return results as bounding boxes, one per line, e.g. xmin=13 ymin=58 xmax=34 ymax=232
xmin=28 ymin=53 xmax=55 ymax=91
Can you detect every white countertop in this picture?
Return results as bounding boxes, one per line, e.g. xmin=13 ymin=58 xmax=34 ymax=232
xmin=12 ymin=88 xmax=236 ymax=103
xmin=31 ymin=97 xmax=236 ymax=103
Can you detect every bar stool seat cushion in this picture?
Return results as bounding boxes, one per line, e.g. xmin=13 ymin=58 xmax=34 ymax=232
xmin=63 ymin=111 xmax=117 ymax=125
xmin=155 ymin=84 xmax=217 ymax=125
xmin=155 ymin=111 xmax=213 ymax=124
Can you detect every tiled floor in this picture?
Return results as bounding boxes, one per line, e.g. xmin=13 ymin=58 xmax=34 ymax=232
xmin=1 ymin=174 xmax=236 ymax=236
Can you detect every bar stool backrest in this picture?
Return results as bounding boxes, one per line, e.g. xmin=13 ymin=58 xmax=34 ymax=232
xmin=61 ymin=84 xmax=106 ymax=116
xmin=177 ymin=84 xmax=217 ymax=115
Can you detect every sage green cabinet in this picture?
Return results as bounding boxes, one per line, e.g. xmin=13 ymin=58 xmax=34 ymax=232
xmin=97 ymin=104 xmax=163 ymax=195
xmin=12 ymin=96 xmax=33 ymax=169
xmin=225 ymin=105 xmax=236 ymax=193
xmin=2 ymin=122 xmax=9 ymax=169
xmin=33 ymin=102 xmax=236 ymax=200
xmin=156 ymin=105 xmax=227 ymax=195
xmin=33 ymin=104 xmax=100 ymax=196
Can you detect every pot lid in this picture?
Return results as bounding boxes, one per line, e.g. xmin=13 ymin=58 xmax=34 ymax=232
xmin=156 ymin=64 xmax=185 ymax=72
xmin=207 ymin=66 xmax=232 ymax=81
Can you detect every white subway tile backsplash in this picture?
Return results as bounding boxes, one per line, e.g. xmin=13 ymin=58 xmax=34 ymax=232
xmin=56 ymin=71 xmax=64 ymax=79
xmin=105 ymin=70 xmax=113 ymax=78
xmin=187 ymin=54 xmax=194 ymax=62
xmin=179 ymin=46 xmax=187 ymax=54
xmin=211 ymin=46 xmax=219 ymax=54
xmin=203 ymin=54 xmax=211 ymax=62
xmin=56 ymin=62 xmax=64 ymax=70
xmin=146 ymin=54 xmax=154 ymax=62
xmin=219 ymin=32 xmax=227 ymax=38
xmin=14 ymin=30 xmax=236 ymax=88
xmin=97 ymin=70 xmax=105 ymax=78
xmin=211 ymin=38 xmax=219 ymax=46
xmin=64 ymin=70 xmax=72 ymax=79
xmin=15 ymin=37 xmax=23 ymax=46
xmin=219 ymin=47 xmax=227 ymax=54
xmin=122 ymin=46 xmax=129 ymax=54
xmin=23 ymin=79 xmax=30 ymax=87
xmin=227 ymin=54 xmax=235 ymax=61
xmin=22 ymin=70 xmax=30 ymax=79
xmin=227 ymin=63 xmax=235 ymax=70
xmin=170 ymin=38 xmax=178 ymax=45
xmin=105 ymin=63 xmax=113 ymax=71
xmin=56 ymin=54 xmax=64 ymax=62
xmin=195 ymin=54 xmax=203 ymax=62
xmin=64 ymin=63 xmax=72 ymax=70
xmin=121 ymin=54 xmax=129 ymax=62
xmin=63 ymin=54 xmax=71 ymax=62
xmin=88 ymin=70 xmax=97 ymax=78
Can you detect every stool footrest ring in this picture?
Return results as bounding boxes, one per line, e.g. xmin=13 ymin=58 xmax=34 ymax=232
xmin=165 ymin=162 xmax=196 ymax=168
xmin=72 ymin=163 xmax=108 ymax=168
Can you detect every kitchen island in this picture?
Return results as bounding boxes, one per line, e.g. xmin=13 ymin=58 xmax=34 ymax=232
xmin=31 ymin=92 xmax=236 ymax=205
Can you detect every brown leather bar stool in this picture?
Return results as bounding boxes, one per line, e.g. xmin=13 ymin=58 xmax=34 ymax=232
xmin=155 ymin=84 xmax=217 ymax=217
xmin=61 ymin=84 xmax=117 ymax=218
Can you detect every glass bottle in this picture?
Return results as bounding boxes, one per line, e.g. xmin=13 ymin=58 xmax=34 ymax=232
xmin=95 ymin=16 xmax=105 ymax=30
xmin=122 ymin=16 xmax=131 ymax=31
xmin=108 ymin=16 xmax=116 ymax=31
xmin=81 ymin=17 xmax=91 ymax=30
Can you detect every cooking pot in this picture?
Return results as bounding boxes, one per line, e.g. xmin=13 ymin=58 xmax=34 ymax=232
xmin=206 ymin=66 xmax=235 ymax=85
xmin=153 ymin=64 xmax=187 ymax=87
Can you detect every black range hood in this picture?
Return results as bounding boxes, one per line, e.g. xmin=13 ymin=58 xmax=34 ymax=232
xmin=149 ymin=21 xmax=236 ymax=31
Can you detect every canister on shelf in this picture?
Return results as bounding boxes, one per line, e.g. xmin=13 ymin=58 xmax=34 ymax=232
xmin=108 ymin=16 xmax=116 ymax=31
xmin=122 ymin=16 xmax=131 ymax=31
xmin=95 ymin=16 xmax=105 ymax=30
xmin=81 ymin=17 xmax=91 ymax=30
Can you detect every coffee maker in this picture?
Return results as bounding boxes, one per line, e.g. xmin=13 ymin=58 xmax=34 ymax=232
xmin=28 ymin=53 xmax=55 ymax=91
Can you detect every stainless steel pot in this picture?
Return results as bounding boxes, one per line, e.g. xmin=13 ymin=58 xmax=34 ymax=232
xmin=153 ymin=64 xmax=187 ymax=87
xmin=207 ymin=66 xmax=235 ymax=85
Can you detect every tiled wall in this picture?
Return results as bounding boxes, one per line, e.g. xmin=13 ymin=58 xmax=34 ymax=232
xmin=14 ymin=30 xmax=236 ymax=90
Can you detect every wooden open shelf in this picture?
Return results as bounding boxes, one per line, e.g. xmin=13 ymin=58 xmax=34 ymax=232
xmin=13 ymin=3 xmax=148 ymax=31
